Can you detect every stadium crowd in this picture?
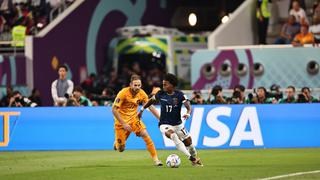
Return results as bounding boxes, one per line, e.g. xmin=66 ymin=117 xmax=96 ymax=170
xmin=0 ymin=0 xmax=320 ymax=107
xmin=0 ymin=0 xmax=75 ymax=43
xmin=1 ymin=71 xmax=319 ymax=107
xmin=258 ymin=0 xmax=320 ymax=45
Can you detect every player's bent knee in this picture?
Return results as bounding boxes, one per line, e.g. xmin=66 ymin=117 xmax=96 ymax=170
xmin=165 ymin=130 xmax=175 ymax=138
xmin=139 ymin=130 xmax=148 ymax=137
xmin=183 ymin=137 xmax=192 ymax=146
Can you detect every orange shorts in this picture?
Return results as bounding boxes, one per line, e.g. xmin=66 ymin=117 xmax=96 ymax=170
xmin=114 ymin=119 xmax=146 ymax=146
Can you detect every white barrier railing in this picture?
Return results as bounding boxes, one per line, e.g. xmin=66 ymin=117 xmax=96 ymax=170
xmin=183 ymin=88 xmax=320 ymax=101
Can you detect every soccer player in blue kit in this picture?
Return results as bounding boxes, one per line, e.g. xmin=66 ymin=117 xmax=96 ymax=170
xmin=138 ymin=73 xmax=203 ymax=167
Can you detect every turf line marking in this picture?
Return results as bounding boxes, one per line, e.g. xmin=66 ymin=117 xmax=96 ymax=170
xmin=257 ymin=170 xmax=320 ymax=180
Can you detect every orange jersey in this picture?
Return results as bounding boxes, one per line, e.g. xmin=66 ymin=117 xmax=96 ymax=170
xmin=293 ymin=32 xmax=315 ymax=45
xmin=113 ymin=87 xmax=148 ymax=125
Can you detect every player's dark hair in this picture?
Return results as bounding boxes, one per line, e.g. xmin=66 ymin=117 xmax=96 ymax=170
xmin=163 ymin=73 xmax=178 ymax=87
xmin=73 ymin=86 xmax=83 ymax=93
xmin=58 ymin=64 xmax=68 ymax=72
xmin=12 ymin=90 xmax=21 ymax=96
xmin=287 ymin=85 xmax=295 ymax=92
xmin=301 ymin=86 xmax=310 ymax=93
xmin=130 ymin=74 xmax=141 ymax=82
xmin=257 ymin=86 xmax=267 ymax=95
xmin=234 ymin=84 xmax=245 ymax=92
xmin=211 ymin=85 xmax=222 ymax=96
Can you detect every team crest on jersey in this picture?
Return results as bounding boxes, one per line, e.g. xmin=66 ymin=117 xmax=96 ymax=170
xmin=172 ymin=98 xmax=178 ymax=105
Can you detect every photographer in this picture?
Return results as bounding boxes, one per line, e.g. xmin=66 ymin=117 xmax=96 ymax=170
xmin=207 ymin=85 xmax=227 ymax=104
xmin=190 ymin=90 xmax=205 ymax=104
xmin=268 ymin=84 xmax=283 ymax=101
xmin=66 ymin=86 xmax=92 ymax=106
xmin=251 ymin=87 xmax=274 ymax=104
xmin=227 ymin=90 xmax=242 ymax=104
xmin=279 ymin=86 xmax=296 ymax=103
xmin=297 ymin=87 xmax=318 ymax=103
xmin=9 ymin=91 xmax=37 ymax=107
xmin=228 ymin=85 xmax=246 ymax=104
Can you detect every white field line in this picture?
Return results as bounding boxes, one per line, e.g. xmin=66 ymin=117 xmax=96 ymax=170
xmin=256 ymin=170 xmax=320 ymax=180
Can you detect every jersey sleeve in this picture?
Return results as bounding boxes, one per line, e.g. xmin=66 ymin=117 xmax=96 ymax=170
xmin=181 ymin=92 xmax=189 ymax=103
xmin=113 ymin=90 xmax=126 ymax=108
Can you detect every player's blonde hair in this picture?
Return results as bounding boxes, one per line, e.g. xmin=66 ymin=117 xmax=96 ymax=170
xmin=130 ymin=74 xmax=141 ymax=82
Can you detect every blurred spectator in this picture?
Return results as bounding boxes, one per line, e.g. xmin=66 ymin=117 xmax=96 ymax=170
xmin=9 ymin=90 xmax=37 ymax=107
xmin=51 ymin=64 xmax=74 ymax=106
xmin=313 ymin=1 xmax=320 ymax=18
xmin=207 ymin=85 xmax=227 ymax=104
xmin=0 ymin=24 xmax=12 ymax=41
xmin=253 ymin=87 xmax=273 ymax=104
xmin=292 ymin=24 xmax=314 ymax=46
xmin=309 ymin=16 xmax=320 ymax=44
xmin=274 ymin=15 xmax=300 ymax=44
xmin=106 ymin=68 xmax=122 ymax=93
xmin=0 ymin=0 xmax=15 ymax=26
xmin=190 ymin=90 xmax=205 ymax=104
xmin=297 ymin=87 xmax=318 ymax=103
xmin=91 ymin=87 xmax=115 ymax=106
xmin=233 ymin=84 xmax=247 ymax=104
xmin=0 ymin=86 xmax=13 ymax=107
xmin=256 ymin=0 xmax=271 ymax=44
xmin=29 ymin=88 xmax=42 ymax=106
xmin=11 ymin=18 xmax=27 ymax=46
xmin=131 ymin=61 xmax=142 ymax=76
xmin=279 ymin=86 xmax=296 ymax=103
xmin=81 ymin=73 xmax=97 ymax=94
xmin=70 ymin=86 xmax=92 ymax=106
xmin=289 ymin=0 xmax=308 ymax=25
xmin=269 ymin=84 xmax=283 ymax=101
xmin=289 ymin=0 xmax=306 ymax=11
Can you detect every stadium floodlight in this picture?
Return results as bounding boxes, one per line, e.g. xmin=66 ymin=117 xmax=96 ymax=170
xmin=188 ymin=13 xmax=197 ymax=26
xmin=37 ymin=23 xmax=44 ymax=28
xmin=221 ymin=15 xmax=229 ymax=24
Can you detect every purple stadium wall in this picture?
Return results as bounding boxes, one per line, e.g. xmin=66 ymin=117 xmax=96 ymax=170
xmin=32 ymin=0 xmax=173 ymax=105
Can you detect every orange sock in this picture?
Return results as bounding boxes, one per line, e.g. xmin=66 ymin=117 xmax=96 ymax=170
xmin=142 ymin=135 xmax=158 ymax=161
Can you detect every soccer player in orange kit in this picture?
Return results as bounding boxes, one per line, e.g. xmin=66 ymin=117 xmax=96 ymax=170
xmin=112 ymin=74 xmax=163 ymax=166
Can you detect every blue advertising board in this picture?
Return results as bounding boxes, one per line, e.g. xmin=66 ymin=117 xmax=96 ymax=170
xmin=0 ymin=104 xmax=319 ymax=151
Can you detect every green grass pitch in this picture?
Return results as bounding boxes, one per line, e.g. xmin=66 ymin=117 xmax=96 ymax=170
xmin=1 ymin=148 xmax=320 ymax=180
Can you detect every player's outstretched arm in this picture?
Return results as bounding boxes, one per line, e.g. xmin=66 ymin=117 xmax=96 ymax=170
xmin=182 ymin=100 xmax=192 ymax=120
xmin=148 ymin=105 xmax=160 ymax=120
xmin=138 ymin=98 xmax=156 ymax=119
xmin=112 ymin=106 xmax=132 ymax=132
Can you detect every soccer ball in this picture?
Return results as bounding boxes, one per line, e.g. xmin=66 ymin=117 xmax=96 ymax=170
xmin=166 ymin=154 xmax=181 ymax=168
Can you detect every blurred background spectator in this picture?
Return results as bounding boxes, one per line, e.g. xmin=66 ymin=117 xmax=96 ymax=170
xmin=0 ymin=86 xmax=13 ymax=107
xmin=292 ymin=24 xmax=314 ymax=46
xmin=279 ymin=86 xmax=296 ymax=103
xmin=207 ymin=85 xmax=227 ymax=104
xmin=9 ymin=90 xmax=37 ymax=107
xmin=256 ymin=0 xmax=272 ymax=44
xmin=190 ymin=90 xmax=205 ymax=104
xmin=28 ymin=88 xmax=42 ymax=106
xmin=274 ymin=15 xmax=300 ymax=44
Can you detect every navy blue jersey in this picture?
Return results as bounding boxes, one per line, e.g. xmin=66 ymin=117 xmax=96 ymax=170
xmin=155 ymin=90 xmax=188 ymax=126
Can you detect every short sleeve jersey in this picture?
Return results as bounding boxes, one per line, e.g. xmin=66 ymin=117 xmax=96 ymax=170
xmin=113 ymin=87 xmax=148 ymax=124
xmin=155 ymin=90 xmax=188 ymax=126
